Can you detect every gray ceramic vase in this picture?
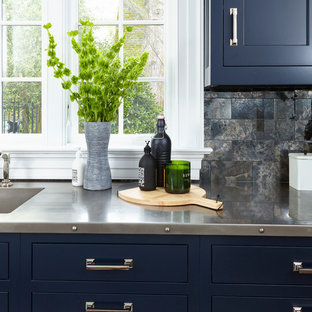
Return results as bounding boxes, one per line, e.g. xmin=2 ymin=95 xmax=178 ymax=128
xmin=83 ymin=122 xmax=112 ymax=191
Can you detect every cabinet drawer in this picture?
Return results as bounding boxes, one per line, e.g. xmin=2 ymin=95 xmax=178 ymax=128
xmin=0 ymin=244 xmax=8 ymax=280
xmin=32 ymin=243 xmax=188 ymax=282
xmin=213 ymin=296 xmax=312 ymax=312
xmin=212 ymin=245 xmax=312 ymax=285
xmin=32 ymin=293 xmax=187 ymax=312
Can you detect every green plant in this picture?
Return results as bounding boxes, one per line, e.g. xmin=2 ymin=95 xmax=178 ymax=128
xmin=43 ymin=20 xmax=148 ymax=122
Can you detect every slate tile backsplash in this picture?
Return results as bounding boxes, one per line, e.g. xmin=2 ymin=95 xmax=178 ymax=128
xmin=204 ymin=90 xmax=312 ymax=184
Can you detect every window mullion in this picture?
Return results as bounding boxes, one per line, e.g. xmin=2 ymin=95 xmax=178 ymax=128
xmin=45 ymin=0 xmax=68 ymax=146
xmin=0 ymin=77 xmax=42 ymax=82
xmin=66 ymin=0 xmax=78 ymax=145
xmin=123 ymin=20 xmax=164 ymax=25
xmin=118 ymin=0 xmax=124 ymax=135
xmin=0 ymin=21 xmax=42 ymax=26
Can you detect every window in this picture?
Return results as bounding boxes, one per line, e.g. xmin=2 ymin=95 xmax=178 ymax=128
xmin=1 ymin=0 xmax=205 ymax=179
xmin=0 ymin=0 xmax=44 ymax=145
xmin=79 ymin=0 xmax=165 ymax=136
xmin=68 ymin=0 xmax=166 ymax=147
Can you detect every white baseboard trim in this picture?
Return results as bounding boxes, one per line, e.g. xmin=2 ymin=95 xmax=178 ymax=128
xmin=0 ymin=148 xmax=212 ymax=180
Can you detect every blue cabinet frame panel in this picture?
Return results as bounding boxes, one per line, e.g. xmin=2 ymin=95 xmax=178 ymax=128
xmin=211 ymin=0 xmax=312 ymax=86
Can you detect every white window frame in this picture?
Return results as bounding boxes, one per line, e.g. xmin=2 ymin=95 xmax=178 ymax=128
xmin=0 ymin=0 xmax=48 ymax=145
xmin=1 ymin=0 xmax=211 ymax=180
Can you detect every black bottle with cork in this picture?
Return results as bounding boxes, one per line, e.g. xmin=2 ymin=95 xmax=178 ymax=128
xmin=151 ymin=116 xmax=171 ymax=187
xmin=138 ymin=141 xmax=156 ymax=191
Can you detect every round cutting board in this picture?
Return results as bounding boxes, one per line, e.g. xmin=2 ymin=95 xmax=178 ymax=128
xmin=118 ymin=185 xmax=223 ymax=210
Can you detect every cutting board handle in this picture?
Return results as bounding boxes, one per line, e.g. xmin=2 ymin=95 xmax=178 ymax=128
xmin=191 ymin=198 xmax=223 ymax=210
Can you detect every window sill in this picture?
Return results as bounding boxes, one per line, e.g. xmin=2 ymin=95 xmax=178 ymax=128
xmin=1 ymin=147 xmax=212 ymax=180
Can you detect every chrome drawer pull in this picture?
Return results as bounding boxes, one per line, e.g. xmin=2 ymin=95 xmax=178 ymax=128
xmin=86 ymin=259 xmax=134 ymax=270
xmin=293 ymin=308 xmax=302 ymax=312
xmin=85 ymin=302 xmax=133 ymax=312
xmin=230 ymin=8 xmax=238 ymax=46
xmin=293 ymin=262 xmax=312 ymax=274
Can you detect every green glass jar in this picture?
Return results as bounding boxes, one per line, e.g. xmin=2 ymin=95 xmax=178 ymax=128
xmin=165 ymin=160 xmax=191 ymax=194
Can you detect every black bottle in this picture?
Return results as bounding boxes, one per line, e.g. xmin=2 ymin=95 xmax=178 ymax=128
xmin=151 ymin=117 xmax=171 ymax=187
xmin=138 ymin=141 xmax=156 ymax=191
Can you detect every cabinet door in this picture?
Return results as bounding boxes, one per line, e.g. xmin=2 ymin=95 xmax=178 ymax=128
xmin=223 ymin=0 xmax=312 ymax=66
xmin=210 ymin=0 xmax=312 ymax=85
xmin=0 ymin=293 xmax=8 ymax=312
xmin=32 ymin=293 xmax=187 ymax=312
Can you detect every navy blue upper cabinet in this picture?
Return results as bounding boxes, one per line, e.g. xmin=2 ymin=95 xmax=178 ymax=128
xmin=209 ymin=0 xmax=312 ymax=86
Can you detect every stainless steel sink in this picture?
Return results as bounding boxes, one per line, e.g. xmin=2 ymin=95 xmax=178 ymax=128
xmin=0 ymin=188 xmax=43 ymax=213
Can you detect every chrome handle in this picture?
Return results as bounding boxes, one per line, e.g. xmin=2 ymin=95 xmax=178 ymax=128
xmin=293 ymin=308 xmax=302 ymax=312
xmin=85 ymin=302 xmax=133 ymax=312
xmin=230 ymin=8 xmax=238 ymax=46
xmin=86 ymin=259 xmax=133 ymax=270
xmin=293 ymin=262 xmax=312 ymax=274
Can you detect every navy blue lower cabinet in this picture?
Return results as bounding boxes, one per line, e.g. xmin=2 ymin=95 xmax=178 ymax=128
xmin=209 ymin=0 xmax=312 ymax=86
xmin=212 ymin=296 xmax=312 ymax=312
xmin=21 ymin=234 xmax=200 ymax=312
xmin=32 ymin=293 xmax=187 ymax=312
xmin=19 ymin=234 xmax=312 ymax=312
xmin=0 ymin=293 xmax=8 ymax=312
xmin=0 ymin=244 xmax=9 ymax=281
xmin=0 ymin=235 xmax=20 ymax=312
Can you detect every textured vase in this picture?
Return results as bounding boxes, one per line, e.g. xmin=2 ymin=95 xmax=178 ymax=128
xmin=83 ymin=122 xmax=112 ymax=191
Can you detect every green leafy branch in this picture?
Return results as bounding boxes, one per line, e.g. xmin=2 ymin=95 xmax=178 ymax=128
xmin=43 ymin=20 xmax=148 ymax=122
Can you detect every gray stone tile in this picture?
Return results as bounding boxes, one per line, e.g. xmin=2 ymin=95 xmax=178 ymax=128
xmin=203 ymin=89 xmax=312 ymax=186
xmin=211 ymin=161 xmax=253 ymax=185
xmin=231 ymin=91 xmax=265 ymax=99
xmin=252 ymin=162 xmax=280 ymax=184
xmin=263 ymin=91 xmax=280 ymax=99
xmin=295 ymin=120 xmax=308 ymax=141
xmin=254 ymin=120 xmax=276 ymax=140
xmin=204 ymin=91 xmax=233 ymax=99
xmin=255 ymin=119 xmax=265 ymax=133
xmin=275 ymin=120 xmax=295 ymax=141
xmin=275 ymin=99 xmax=295 ymax=119
xmin=204 ymin=98 xmax=231 ymax=119
xmin=210 ymin=182 xmax=253 ymax=203
xmin=232 ymin=99 xmax=263 ymax=119
xmin=253 ymin=180 xmax=281 ymax=202
xmin=262 ymin=91 xmax=293 ymax=100
xmin=204 ymin=119 xmax=211 ymax=140
xmin=263 ymin=99 xmax=274 ymax=119
xmin=295 ymin=90 xmax=312 ymax=99
xmin=209 ymin=120 xmax=254 ymax=140
xmin=274 ymin=141 xmax=305 ymax=161
xmin=263 ymin=91 xmax=294 ymax=100
xmin=204 ymin=140 xmax=233 ymax=161
xmin=276 ymin=91 xmax=294 ymax=100
xmin=263 ymin=91 xmax=278 ymax=99
xmin=232 ymin=140 xmax=275 ymax=162
xmin=296 ymin=99 xmax=312 ymax=120
xmin=199 ymin=159 xmax=211 ymax=188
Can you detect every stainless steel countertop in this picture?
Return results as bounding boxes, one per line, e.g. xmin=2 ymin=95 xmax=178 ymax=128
xmin=1 ymin=181 xmax=312 ymax=236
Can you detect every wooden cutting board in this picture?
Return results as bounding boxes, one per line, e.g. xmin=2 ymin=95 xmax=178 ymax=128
xmin=118 ymin=185 xmax=223 ymax=210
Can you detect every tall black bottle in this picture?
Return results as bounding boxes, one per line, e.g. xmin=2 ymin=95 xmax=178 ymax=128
xmin=151 ymin=117 xmax=171 ymax=187
xmin=138 ymin=141 xmax=156 ymax=191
